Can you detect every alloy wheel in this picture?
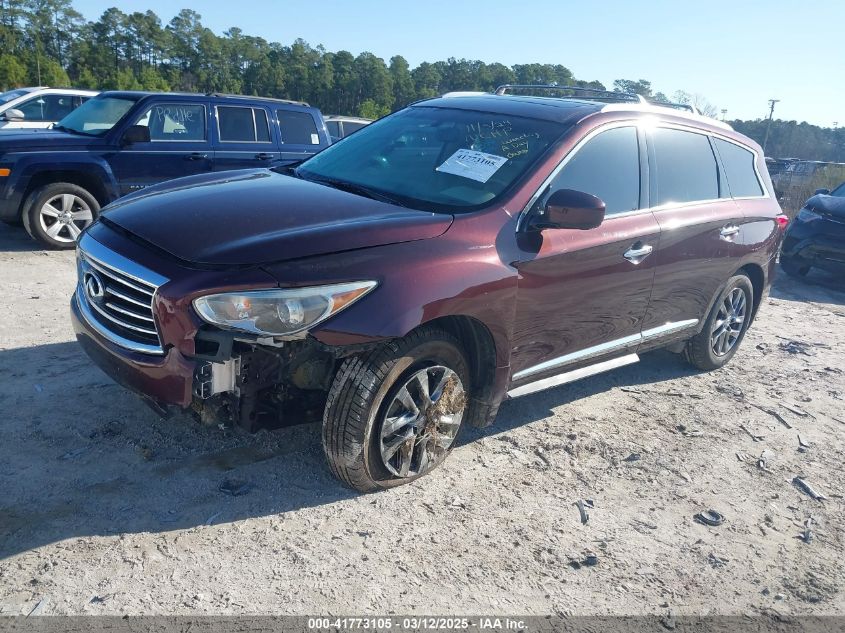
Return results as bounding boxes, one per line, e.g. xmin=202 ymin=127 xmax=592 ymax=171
xmin=38 ymin=193 xmax=94 ymax=243
xmin=379 ymin=365 xmax=465 ymax=478
xmin=710 ymin=287 xmax=747 ymax=356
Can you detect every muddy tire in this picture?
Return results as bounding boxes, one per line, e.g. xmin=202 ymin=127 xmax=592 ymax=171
xmin=322 ymin=326 xmax=470 ymax=492
xmin=23 ymin=182 xmax=99 ymax=250
xmin=685 ymin=274 xmax=754 ymax=371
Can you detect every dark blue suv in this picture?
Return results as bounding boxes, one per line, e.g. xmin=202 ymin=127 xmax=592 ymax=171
xmin=0 ymin=91 xmax=330 ymax=248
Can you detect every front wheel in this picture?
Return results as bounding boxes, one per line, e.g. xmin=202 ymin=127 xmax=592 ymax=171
xmin=23 ymin=182 xmax=99 ymax=250
xmin=685 ymin=274 xmax=754 ymax=371
xmin=322 ymin=326 xmax=469 ymax=492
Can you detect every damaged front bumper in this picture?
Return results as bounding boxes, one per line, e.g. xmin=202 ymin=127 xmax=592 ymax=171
xmin=72 ymin=292 xmax=343 ymax=430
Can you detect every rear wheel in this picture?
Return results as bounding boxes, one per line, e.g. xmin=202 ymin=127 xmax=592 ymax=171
xmin=23 ymin=182 xmax=99 ymax=250
xmin=685 ymin=274 xmax=754 ymax=371
xmin=322 ymin=326 xmax=469 ymax=492
xmin=781 ymin=256 xmax=810 ymax=278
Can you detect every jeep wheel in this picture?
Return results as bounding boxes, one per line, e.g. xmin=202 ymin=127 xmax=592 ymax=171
xmin=685 ymin=274 xmax=754 ymax=371
xmin=322 ymin=326 xmax=469 ymax=492
xmin=780 ymin=256 xmax=810 ymax=278
xmin=23 ymin=183 xmax=99 ymax=250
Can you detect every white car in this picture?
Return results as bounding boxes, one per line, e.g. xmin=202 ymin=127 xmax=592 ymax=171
xmin=0 ymin=87 xmax=99 ymax=130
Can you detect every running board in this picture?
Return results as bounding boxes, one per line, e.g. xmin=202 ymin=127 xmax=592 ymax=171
xmin=506 ymin=353 xmax=640 ymax=399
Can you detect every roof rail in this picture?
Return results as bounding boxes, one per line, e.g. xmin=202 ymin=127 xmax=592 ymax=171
xmin=495 ymin=84 xmax=647 ymax=104
xmin=647 ymin=100 xmax=699 ymax=115
xmin=205 ymin=92 xmax=309 ymax=107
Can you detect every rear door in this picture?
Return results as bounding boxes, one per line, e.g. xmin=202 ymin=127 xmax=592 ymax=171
xmin=276 ymin=106 xmax=328 ymax=164
xmin=510 ymin=124 xmax=660 ymax=383
xmin=107 ymin=100 xmax=212 ymax=196
xmin=639 ymin=125 xmax=747 ymax=342
xmin=213 ymin=104 xmax=281 ymax=171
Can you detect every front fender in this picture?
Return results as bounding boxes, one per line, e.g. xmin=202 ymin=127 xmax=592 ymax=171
xmin=8 ymin=153 xmax=119 ymax=203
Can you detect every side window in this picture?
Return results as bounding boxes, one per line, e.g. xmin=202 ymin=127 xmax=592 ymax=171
xmin=17 ymin=94 xmax=75 ymax=121
xmin=714 ymin=138 xmax=764 ymax=198
xmin=217 ymin=106 xmax=271 ymax=142
xmin=277 ymin=110 xmax=321 ymax=145
xmin=255 ymin=109 xmax=271 ymax=142
xmin=541 ymin=126 xmax=640 ymax=216
xmin=343 ymin=121 xmax=367 ymax=135
xmin=134 ymin=103 xmax=206 ymax=141
xmin=652 ymin=128 xmax=719 ymax=205
xmin=326 ymin=120 xmax=340 ymax=138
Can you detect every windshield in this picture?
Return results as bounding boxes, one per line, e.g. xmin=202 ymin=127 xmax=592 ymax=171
xmin=297 ymin=106 xmax=566 ymax=213
xmin=0 ymin=89 xmax=32 ymax=105
xmin=831 ymin=181 xmax=845 ymax=197
xmin=55 ymin=96 xmax=138 ymax=136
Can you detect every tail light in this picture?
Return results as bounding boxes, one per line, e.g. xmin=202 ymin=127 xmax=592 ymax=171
xmin=776 ymin=214 xmax=789 ymax=229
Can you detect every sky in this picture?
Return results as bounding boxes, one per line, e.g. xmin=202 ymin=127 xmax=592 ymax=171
xmin=73 ymin=0 xmax=844 ymax=127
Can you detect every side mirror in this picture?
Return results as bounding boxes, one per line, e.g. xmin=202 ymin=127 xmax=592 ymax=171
xmin=813 ymin=188 xmax=830 ymax=196
xmin=530 ymin=189 xmax=606 ymax=231
xmin=3 ymin=108 xmax=25 ymax=122
xmin=121 ymin=124 xmax=151 ymax=145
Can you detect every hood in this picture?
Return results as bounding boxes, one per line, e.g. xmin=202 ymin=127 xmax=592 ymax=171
xmin=806 ymin=193 xmax=845 ymax=219
xmin=101 ymin=169 xmax=453 ymax=266
xmin=0 ymin=128 xmax=101 ymax=151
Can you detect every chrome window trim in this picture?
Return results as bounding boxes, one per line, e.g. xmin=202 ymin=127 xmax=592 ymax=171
xmin=512 ymin=319 xmax=698 ymax=382
xmin=517 ymin=119 xmax=769 ymax=231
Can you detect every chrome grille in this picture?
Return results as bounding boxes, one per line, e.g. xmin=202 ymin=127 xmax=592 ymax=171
xmin=76 ymin=234 xmax=168 ymax=355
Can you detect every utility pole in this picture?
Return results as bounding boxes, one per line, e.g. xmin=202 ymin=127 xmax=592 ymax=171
xmin=720 ymin=108 xmax=727 ymax=121
xmin=762 ymin=98 xmax=779 ymax=155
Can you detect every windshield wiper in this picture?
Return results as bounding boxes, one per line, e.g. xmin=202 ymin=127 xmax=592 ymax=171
xmin=52 ymin=124 xmax=96 ymax=137
xmin=306 ymin=176 xmax=407 ymax=207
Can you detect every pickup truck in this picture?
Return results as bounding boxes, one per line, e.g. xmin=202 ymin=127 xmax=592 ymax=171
xmin=0 ymin=90 xmax=330 ymax=248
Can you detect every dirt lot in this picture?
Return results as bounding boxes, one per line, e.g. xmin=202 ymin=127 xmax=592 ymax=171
xmin=0 ymin=222 xmax=843 ymax=617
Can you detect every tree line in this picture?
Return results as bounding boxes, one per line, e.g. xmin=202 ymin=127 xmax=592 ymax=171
xmin=1 ymin=1 xmax=842 ymax=162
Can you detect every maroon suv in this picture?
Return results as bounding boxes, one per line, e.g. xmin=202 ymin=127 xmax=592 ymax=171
xmin=71 ymin=87 xmax=787 ymax=491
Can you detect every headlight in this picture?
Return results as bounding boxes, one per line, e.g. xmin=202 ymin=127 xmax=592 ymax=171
xmin=193 ymin=281 xmax=377 ymax=336
xmin=796 ymin=208 xmax=821 ymax=222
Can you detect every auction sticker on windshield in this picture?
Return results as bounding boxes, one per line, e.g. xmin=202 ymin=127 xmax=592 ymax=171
xmin=436 ymin=149 xmax=508 ymax=183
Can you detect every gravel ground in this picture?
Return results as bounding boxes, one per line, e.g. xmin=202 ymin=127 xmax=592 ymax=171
xmin=0 ymin=222 xmax=843 ymax=617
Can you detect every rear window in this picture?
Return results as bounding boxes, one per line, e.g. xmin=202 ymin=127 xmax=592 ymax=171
xmin=218 ymin=106 xmax=271 ymax=143
xmin=278 ymin=110 xmax=321 ymax=145
xmin=652 ymin=128 xmax=719 ymax=206
xmin=714 ymin=139 xmax=764 ymax=198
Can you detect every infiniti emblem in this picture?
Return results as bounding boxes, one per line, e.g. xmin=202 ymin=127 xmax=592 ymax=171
xmin=83 ymin=270 xmax=105 ymax=304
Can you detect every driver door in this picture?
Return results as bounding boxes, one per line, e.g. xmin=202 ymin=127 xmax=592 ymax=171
xmin=510 ymin=124 xmax=660 ymax=383
xmin=108 ymin=101 xmax=213 ymax=196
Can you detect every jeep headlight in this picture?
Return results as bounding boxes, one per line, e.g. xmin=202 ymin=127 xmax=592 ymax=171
xmin=193 ymin=281 xmax=377 ymax=336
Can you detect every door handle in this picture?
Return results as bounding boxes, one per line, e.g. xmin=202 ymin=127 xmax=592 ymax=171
xmin=720 ymin=225 xmax=740 ymax=240
xmin=255 ymin=152 xmax=274 ymax=160
xmin=185 ymin=153 xmax=208 ymax=161
xmin=623 ymin=243 xmax=654 ymax=264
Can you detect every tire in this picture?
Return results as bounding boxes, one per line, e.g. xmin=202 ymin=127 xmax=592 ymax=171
xmin=685 ymin=274 xmax=754 ymax=371
xmin=322 ymin=326 xmax=470 ymax=492
xmin=780 ymin=256 xmax=810 ymax=278
xmin=23 ymin=182 xmax=99 ymax=250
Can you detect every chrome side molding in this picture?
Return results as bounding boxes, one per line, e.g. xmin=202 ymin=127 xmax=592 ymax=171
xmin=508 ymin=353 xmax=639 ymax=399
xmin=513 ymin=318 xmax=699 ymax=382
